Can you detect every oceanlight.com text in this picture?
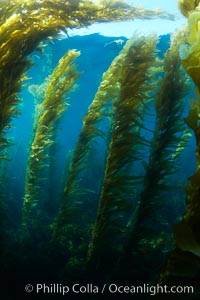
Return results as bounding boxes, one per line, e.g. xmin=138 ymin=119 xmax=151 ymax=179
xmin=25 ymin=283 xmax=194 ymax=296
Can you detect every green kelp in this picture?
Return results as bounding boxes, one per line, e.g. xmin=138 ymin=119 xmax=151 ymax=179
xmin=178 ymin=0 xmax=200 ymax=17
xmin=161 ymin=2 xmax=200 ymax=288
xmin=0 ymin=0 xmax=176 ymax=28
xmin=120 ymin=38 xmax=190 ymax=282
xmin=171 ymin=128 xmax=192 ymax=162
xmin=22 ymin=50 xmax=81 ymax=228
xmin=86 ymin=35 xmax=158 ymax=274
xmin=51 ymin=36 xmax=127 ymax=266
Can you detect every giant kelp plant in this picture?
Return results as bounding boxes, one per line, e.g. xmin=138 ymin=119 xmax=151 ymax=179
xmin=0 ymin=0 xmax=199 ymax=299
xmin=52 ymin=38 xmax=125 ymax=238
xmin=119 ymin=37 xmax=190 ymax=284
xmin=22 ymin=49 xmax=81 ymax=229
xmin=86 ymin=35 xmax=158 ymax=275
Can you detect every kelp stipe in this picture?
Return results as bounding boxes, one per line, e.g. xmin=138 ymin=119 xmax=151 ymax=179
xmin=161 ymin=2 xmax=200 ymax=289
xmin=86 ymin=35 xmax=158 ymax=276
xmin=50 ymin=38 xmax=126 ymax=269
xmin=0 ymin=11 xmax=32 ymax=262
xmin=119 ymin=38 xmax=190 ymax=283
xmin=53 ymin=40 xmax=128 ymax=213
xmin=22 ymin=50 xmax=81 ymax=229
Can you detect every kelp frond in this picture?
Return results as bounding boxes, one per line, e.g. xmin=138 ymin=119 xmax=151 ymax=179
xmin=171 ymin=128 xmax=192 ymax=161
xmin=124 ymin=38 xmax=190 ymax=259
xmin=86 ymin=35 xmax=158 ymax=271
xmin=52 ymin=36 xmax=126 ymax=237
xmin=0 ymin=0 xmax=175 ymax=28
xmin=178 ymin=0 xmax=200 ymax=17
xmin=0 ymin=0 xmax=176 ymax=27
xmin=178 ymin=3 xmax=200 ymax=87
xmin=22 ymin=50 xmax=81 ymax=228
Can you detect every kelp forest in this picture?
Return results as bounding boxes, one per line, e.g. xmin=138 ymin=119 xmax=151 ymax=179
xmin=0 ymin=0 xmax=200 ymax=299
